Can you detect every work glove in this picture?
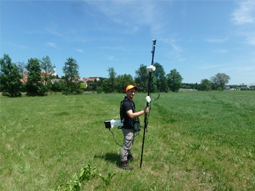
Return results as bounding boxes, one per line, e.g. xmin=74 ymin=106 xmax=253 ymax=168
xmin=146 ymin=96 xmax=151 ymax=103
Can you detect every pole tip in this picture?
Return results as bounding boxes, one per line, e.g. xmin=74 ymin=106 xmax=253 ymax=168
xmin=152 ymin=39 xmax=156 ymax=42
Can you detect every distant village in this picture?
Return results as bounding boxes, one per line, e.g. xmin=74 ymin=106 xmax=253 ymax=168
xmin=20 ymin=66 xmax=100 ymax=88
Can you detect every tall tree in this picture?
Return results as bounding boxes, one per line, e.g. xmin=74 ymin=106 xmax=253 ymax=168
xmin=134 ymin=64 xmax=147 ymax=92
xmin=199 ymin=79 xmax=212 ymax=91
xmin=62 ymin=57 xmax=80 ymax=94
xmin=210 ymin=73 xmax=230 ymax=90
xmin=0 ymin=54 xmax=22 ymax=97
xmin=154 ymin=62 xmax=168 ymax=92
xmin=108 ymin=67 xmax=117 ymax=92
xmin=102 ymin=67 xmax=117 ymax=93
xmin=115 ymin=74 xmax=135 ymax=93
xmin=167 ymin=69 xmax=183 ymax=92
xmin=40 ymin=56 xmax=53 ymax=84
xmin=135 ymin=64 xmax=157 ymax=93
xmin=26 ymin=58 xmax=47 ymax=96
xmin=93 ymin=77 xmax=105 ymax=93
xmin=17 ymin=62 xmax=26 ymax=77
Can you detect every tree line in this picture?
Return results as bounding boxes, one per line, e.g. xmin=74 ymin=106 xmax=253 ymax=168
xmin=0 ymin=54 xmax=231 ymax=97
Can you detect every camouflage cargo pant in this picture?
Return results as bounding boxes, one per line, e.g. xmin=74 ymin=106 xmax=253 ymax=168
xmin=120 ymin=128 xmax=135 ymax=162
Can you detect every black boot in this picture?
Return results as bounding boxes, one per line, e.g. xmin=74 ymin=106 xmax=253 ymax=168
xmin=120 ymin=161 xmax=133 ymax=170
xmin=127 ymin=154 xmax=137 ymax=161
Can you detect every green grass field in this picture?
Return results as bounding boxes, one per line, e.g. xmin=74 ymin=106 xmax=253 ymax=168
xmin=1 ymin=91 xmax=255 ymax=191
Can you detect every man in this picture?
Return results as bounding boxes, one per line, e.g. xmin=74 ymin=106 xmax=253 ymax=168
xmin=120 ymin=85 xmax=149 ymax=170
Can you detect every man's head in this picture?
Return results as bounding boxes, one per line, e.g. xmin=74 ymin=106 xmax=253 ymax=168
xmin=125 ymin=85 xmax=138 ymax=100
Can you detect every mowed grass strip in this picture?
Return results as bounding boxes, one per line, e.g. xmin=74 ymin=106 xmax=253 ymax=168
xmin=0 ymin=91 xmax=255 ymax=190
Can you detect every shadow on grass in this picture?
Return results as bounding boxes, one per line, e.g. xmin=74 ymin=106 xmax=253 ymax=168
xmin=94 ymin=153 xmax=120 ymax=166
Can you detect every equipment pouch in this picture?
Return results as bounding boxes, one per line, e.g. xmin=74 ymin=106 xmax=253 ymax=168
xmin=133 ymin=118 xmax=141 ymax=132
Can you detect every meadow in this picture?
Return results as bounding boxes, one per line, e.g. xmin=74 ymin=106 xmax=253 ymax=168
xmin=0 ymin=91 xmax=255 ymax=191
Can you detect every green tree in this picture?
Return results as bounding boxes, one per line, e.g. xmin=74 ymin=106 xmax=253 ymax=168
xmin=102 ymin=79 xmax=111 ymax=93
xmin=93 ymin=77 xmax=104 ymax=93
xmin=85 ymin=80 xmax=94 ymax=91
xmin=40 ymin=56 xmax=53 ymax=83
xmin=17 ymin=61 xmax=26 ymax=77
xmin=229 ymin=85 xmax=238 ymax=89
xmin=154 ymin=63 xmax=168 ymax=92
xmin=182 ymin=83 xmax=199 ymax=90
xmin=210 ymin=73 xmax=230 ymax=90
xmin=167 ymin=69 xmax=183 ymax=92
xmin=91 ymin=78 xmax=100 ymax=91
xmin=135 ymin=64 xmax=157 ymax=93
xmin=199 ymin=79 xmax=212 ymax=91
xmin=108 ymin=67 xmax=117 ymax=92
xmin=40 ymin=56 xmax=54 ymax=92
xmin=26 ymin=58 xmax=47 ymax=96
xmin=79 ymin=82 xmax=86 ymax=92
xmin=115 ymin=74 xmax=135 ymax=93
xmin=51 ymin=81 xmax=63 ymax=92
xmin=102 ymin=67 xmax=117 ymax=93
xmin=135 ymin=64 xmax=147 ymax=92
xmin=194 ymin=83 xmax=198 ymax=90
xmin=62 ymin=57 xmax=81 ymax=94
xmin=0 ymin=54 xmax=22 ymax=97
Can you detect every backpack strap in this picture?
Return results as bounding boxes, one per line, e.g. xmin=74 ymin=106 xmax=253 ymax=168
xmin=120 ymin=96 xmax=127 ymax=123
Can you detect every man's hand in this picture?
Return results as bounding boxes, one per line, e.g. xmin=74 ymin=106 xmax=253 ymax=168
xmin=144 ymin=107 xmax=149 ymax=114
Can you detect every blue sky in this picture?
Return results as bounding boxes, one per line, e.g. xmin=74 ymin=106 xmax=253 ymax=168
xmin=1 ymin=0 xmax=255 ymax=85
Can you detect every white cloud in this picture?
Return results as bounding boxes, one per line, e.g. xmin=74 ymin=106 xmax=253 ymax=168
xmin=160 ymin=37 xmax=186 ymax=62
xmin=232 ymin=0 xmax=255 ymax=25
xmin=161 ymin=38 xmax=182 ymax=52
xmin=205 ymin=38 xmax=228 ymax=43
xmin=234 ymin=31 xmax=255 ymax=46
xmin=84 ymin=0 xmax=172 ymax=35
xmin=170 ymin=40 xmax=182 ymax=53
xmin=8 ymin=43 xmax=28 ymax=49
xmin=76 ymin=49 xmax=85 ymax=53
xmin=46 ymin=42 xmax=56 ymax=48
xmin=214 ymin=49 xmax=228 ymax=54
xmin=223 ymin=65 xmax=255 ymax=72
xmin=106 ymin=55 xmax=118 ymax=61
xmin=246 ymin=36 xmax=255 ymax=45
xmin=45 ymin=27 xmax=64 ymax=38
xmin=231 ymin=0 xmax=255 ymax=47
xmin=198 ymin=64 xmax=224 ymax=70
xmin=99 ymin=46 xmax=125 ymax=51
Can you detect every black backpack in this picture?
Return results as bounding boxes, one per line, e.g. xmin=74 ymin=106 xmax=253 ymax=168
xmin=120 ymin=97 xmax=141 ymax=132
